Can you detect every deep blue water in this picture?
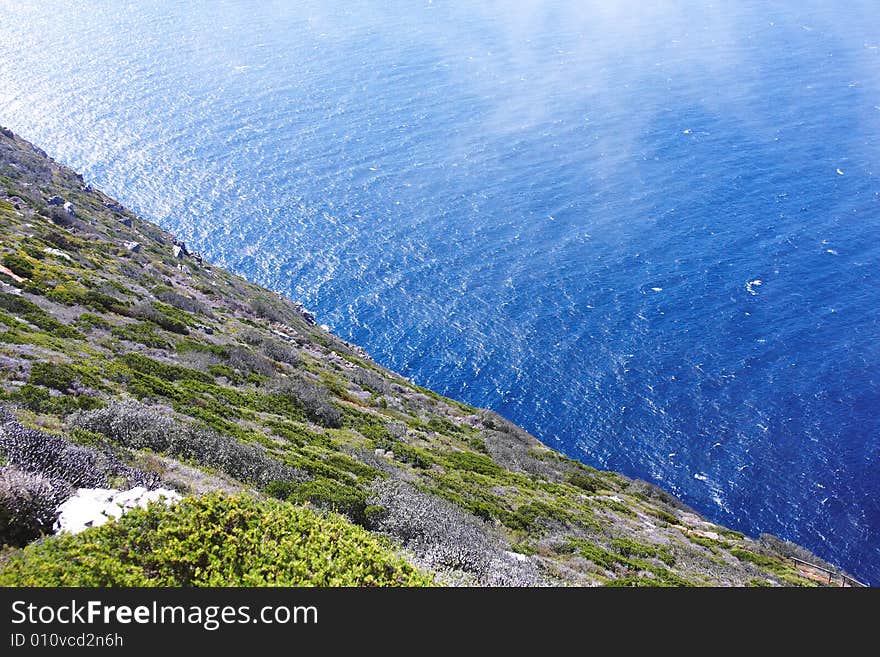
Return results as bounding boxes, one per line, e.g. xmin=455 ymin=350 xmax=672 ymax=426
xmin=1 ymin=1 xmax=878 ymax=583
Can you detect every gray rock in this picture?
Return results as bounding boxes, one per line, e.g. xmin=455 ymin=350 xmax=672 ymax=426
xmin=47 ymin=195 xmax=64 ymax=206
xmin=124 ymin=241 xmax=141 ymax=253
xmin=119 ymin=216 xmax=133 ymax=228
xmin=173 ymin=245 xmax=184 ymax=258
xmin=103 ymin=200 xmax=124 ymax=213
xmin=63 ymin=202 xmax=75 ymax=216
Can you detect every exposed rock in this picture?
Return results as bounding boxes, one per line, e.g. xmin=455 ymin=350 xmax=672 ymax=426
xmin=171 ymin=238 xmax=190 ymax=259
xmin=119 ymin=216 xmax=133 ymax=228
xmin=0 ymin=126 xmax=13 ymax=139
xmin=43 ymin=247 xmax=72 ymax=261
xmin=124 ymin=240 xmax=141 ymax=253
xmin=63 ymin=201 xmax=76 ymax=216
xmin=103 ymin=200 xmax=125 ymax=213
xmin=47 ymin=195 xmax=64 ymax=206
xmin=54 ymin=486 xmax=181 ymax=534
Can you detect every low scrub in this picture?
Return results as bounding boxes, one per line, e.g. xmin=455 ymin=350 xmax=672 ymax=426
xmin=273 ymin=376 xmax=343 ymax=428
xmin=0 ymin=494 xmax=432 ymax=586
xmin=70 ymin=400 xmax=304 ymax=487
xmin=0 ymin=409 xmax=156 ymax=490
xmin=0 ymin=466 xmax=66 ymax=547
xmin=265 ymin=477 xmax=368 ymax=524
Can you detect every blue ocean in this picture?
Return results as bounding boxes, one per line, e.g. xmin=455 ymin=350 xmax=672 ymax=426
xmin=1 ymin=0 xmax=878 ymax=583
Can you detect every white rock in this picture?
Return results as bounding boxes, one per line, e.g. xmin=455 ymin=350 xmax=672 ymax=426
xmin=43 ymin=247 xmax=73 ymax=261
xmin=54 ymin=487 xmax=182 ymax=535
xmin=114 ymin=486 xmax=148 ymax=508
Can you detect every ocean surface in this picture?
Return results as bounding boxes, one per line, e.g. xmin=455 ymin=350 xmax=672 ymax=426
xmin=1 ymin=0 xmax=878 ymax=583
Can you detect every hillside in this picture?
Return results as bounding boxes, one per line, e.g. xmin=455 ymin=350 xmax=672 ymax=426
xmin=0 ymin=126 xmax=850 ymax=586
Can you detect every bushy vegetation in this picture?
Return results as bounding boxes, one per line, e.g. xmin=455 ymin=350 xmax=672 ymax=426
xmin=0 ymin=293 xmax=82 ymax=339
xmin=273 ymin=376 xmax=343 ymax=428
xmin=0 ymin=494 xmax=432 ymax=586
xmin=260 ymin=339 xmax=301 ymax=366
xmin=368 ymin=479 xmax=495 ymax=575
xmin=265 ymin=477 xmax=368 ymax=524
xmin=365 ymin=479 xmax=537 ymax=585
xmin=70 ymin=401 xmax=304 ymax=488
xmin=28 ymin=362 xmax=77 ymax=391
xmin=152 ymin=286 xmax=207 ymax=315
xmin=0 ymin=410 xmax=156 ymax=491
xmin=0 ymin=466 xmax=65 ymax=546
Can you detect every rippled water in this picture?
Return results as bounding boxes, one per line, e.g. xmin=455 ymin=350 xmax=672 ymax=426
xmin=1 ymin=0 xmax=878 ymax=583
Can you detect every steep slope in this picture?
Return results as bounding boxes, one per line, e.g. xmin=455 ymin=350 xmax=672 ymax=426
xmin=0 ymin=126 xmax=852 ymax=586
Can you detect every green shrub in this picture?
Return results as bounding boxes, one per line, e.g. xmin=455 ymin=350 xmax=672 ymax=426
xmin=111 ymin=321 xmax=169 ymax=349
xmin=426 ymin=416 xmax=463 ymax=435
xmin=224 ymin=345 xmax=275 ymax=377
xmin=0 ymin=494 xmax=432 ymax=586
xmin=45 ymin=281 xmax=88 ymax=305
xmin=729 ymin=548 xmax=778 ymax=568
xmin=506 ymin=500 xmax=571 ymax=531
xmin=265 ymin=478 xmax=368 ymax=524
xmin=177 ymin=339 xmax=229 ymax=358
xmin=2 ymin=251 xmax=34 ymax=279
xmin=0 ymin=294 xmax=82 ymax=339
xmin=646 ymin=508 xmax=679 ymax=525
xmin=68 ymin=428 xmax=110 ymax=448
xmin=565 ymin=539 xmax=618 ymax=570
xmin=208 ymin=363 xmax=243 ymax=384
xmin=686 ymin=533 xmax=730 ymax=552
xmin=152 ymin=288 xmax=207 ymax=315
xmin=748 ymin=578 xmax=774 ymax=587
xmin=135 ymin=303 xmax=189 ymax=334
xmin=76 ymin=312 xmax=111 ymax=330
xmin=443 ymin=451 xmax=502 ymax=476
xmin=120 ymin=353 xmax=211 ymax=383
xmin=29 ymin=362 xmax=76 ymax=390
xmin=715 ymin=527 xmax=746 ymax=541
xmin=610 ymin=537 xmax=675 ymax=566
xmin=468 ymin=437 xmax=488 ymax=453
xmin=11 ymin=384 xmax=99 ymax=414
xmin=376 ymin=438 xmax=433 ymax=469
xmin=566 ymin=472 xmax=601 ymax=492
xmin=82 ymin=290 xmax=127 ymax=314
